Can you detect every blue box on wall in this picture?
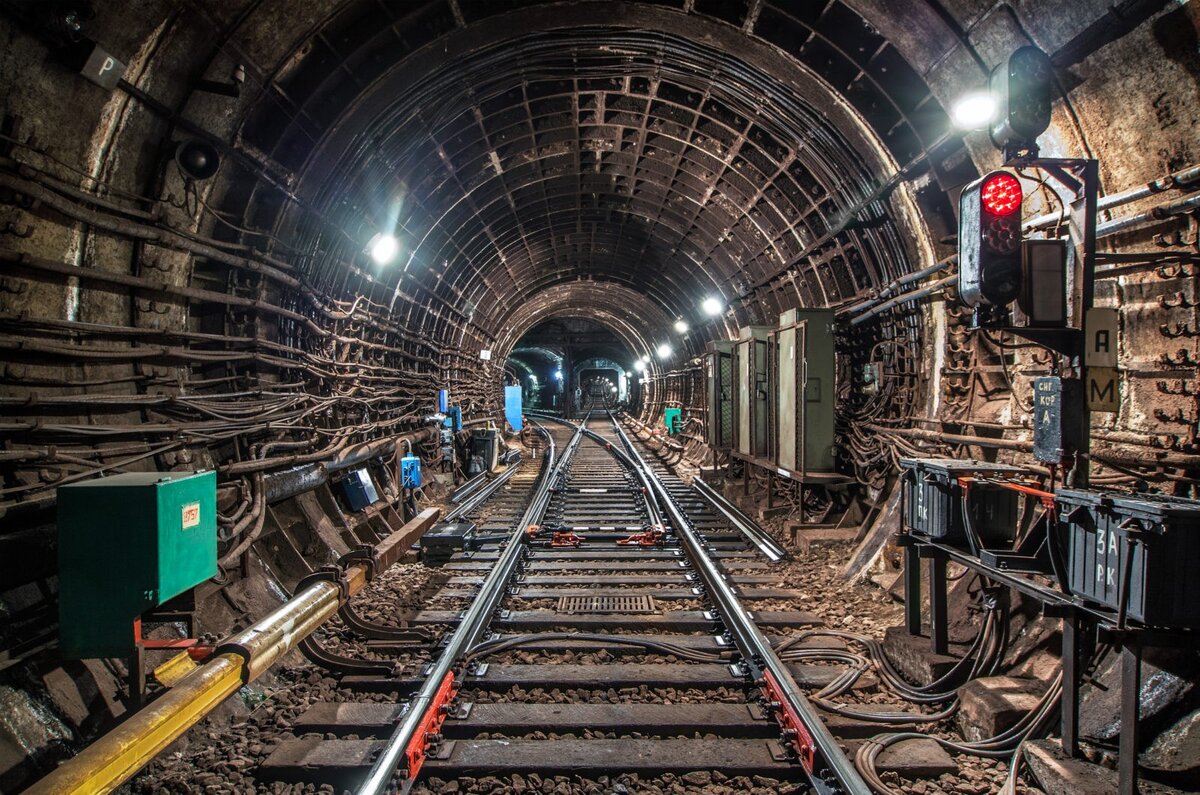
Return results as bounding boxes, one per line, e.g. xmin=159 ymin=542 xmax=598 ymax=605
xmin=505 ymin=385 xmax=523 ymax=431
xmin=401 ymin=455 xmax=422 ymax=488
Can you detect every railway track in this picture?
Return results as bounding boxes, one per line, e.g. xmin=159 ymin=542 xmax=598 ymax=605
xmin=245 ymin=412 xmax=872 ymax=795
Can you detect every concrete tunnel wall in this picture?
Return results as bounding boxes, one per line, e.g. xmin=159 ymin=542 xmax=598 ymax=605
xmin=0 ymin=0 xmax=1198 ymax=788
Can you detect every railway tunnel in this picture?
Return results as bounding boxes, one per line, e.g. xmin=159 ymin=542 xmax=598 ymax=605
xmin=1 ymin=1 xmax=1199 ymax=793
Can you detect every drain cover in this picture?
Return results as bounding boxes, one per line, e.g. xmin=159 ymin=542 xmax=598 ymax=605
xmin=556 ymin=594 xmax=658 ymax=614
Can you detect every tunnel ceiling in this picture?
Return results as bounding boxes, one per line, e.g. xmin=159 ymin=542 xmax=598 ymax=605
xmin=224 ymin=1 xmax=961 ymax=344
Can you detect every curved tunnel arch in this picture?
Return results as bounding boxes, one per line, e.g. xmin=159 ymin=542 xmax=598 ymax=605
xmin=253 ymin=4 xmax=944 ymax=353
xmin=494 ymin=281 xmax=672 ymax=366
xmin=4 ymin=5 xmax=1200 ymax=784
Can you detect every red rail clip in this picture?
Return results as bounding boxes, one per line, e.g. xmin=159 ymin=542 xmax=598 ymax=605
xmin=550 ymin=531 xmax=586 ymax=547
xmin=186 ymin=645 xmax=215 ymax=661
xmin=760 ymin=669 xmax=815 ymax=773
xmin=404 ymin=671 xmax=457 ymax=781
xmin=616 ymin=525 xmax=666 ymax=547
xmin=133 ymin=618 xmax=208 ymax=652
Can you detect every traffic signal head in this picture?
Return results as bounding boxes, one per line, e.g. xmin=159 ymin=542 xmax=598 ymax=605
xmin=990 ymin=46 xmax=1054 ymax=155
xmin=959 ymin=171 xmax=1023 ymax=314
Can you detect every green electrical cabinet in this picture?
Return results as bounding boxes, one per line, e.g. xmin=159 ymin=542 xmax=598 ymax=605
xmin=57 ymin=471 xmax=217 ymax=658
xmin=663 ymin=407 xmax=682 ymax=434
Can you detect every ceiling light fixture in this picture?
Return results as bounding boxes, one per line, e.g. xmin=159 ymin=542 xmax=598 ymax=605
xmin=367 ymin=233 xmax=399 ymax=265
xmin=951 ymin=91 xmax=998 ymax=130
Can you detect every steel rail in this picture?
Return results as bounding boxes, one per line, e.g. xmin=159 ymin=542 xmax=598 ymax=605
xmin=606 ymin=413 xmax=871 ymax=795
xmin=444 ymin=460 xmax=522 ymax=521
xmin=355 ymin=419 xmax=581 ymax=795
xmin=449 ymin=470 xmax=490 ymax=503
xmin=691 ymin=476 xmax=788 ymax=562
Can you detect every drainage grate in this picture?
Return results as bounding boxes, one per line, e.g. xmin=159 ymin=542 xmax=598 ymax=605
xmin=556 ymin=594 xmax=658 ymax=614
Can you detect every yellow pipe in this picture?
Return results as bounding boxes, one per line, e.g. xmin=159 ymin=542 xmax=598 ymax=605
xmin=26 ymin=506 xmax=443 ymax=795
xmin=23 ymin=654 xmax=245 ymax=795
xmin=25 ymin=581 xmax=344 ymax=795
xmin=224 ymin=580 xmax=342 ymax=680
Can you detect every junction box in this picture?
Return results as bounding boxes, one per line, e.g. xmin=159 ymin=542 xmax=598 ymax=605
xmin=56 ymin=471 xmax=217 ymax=658
xmin=401 ymin=455 xmax=423 ymax=489
xmin=420 ymin=522 xmax=477 ymax=565
xmin=900 ymin=459 xmax=1024 ymax=547
xmin=1058 ymin=489 xmax=1200 ymax=628
xmin=664 ymin=407 xmax=682 ymax=434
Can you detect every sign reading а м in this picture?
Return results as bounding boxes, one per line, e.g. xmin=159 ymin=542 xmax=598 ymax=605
xmin=1085 ymin=308 xmax=1119 ymax=413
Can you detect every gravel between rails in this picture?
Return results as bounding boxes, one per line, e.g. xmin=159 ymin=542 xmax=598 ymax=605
xmin=128 ymin=501 xmax=1045 ymax=795
xmin=412 ymin=771 xmax=806 ymax=795
xmin=457 ymin=684 xmax=746 ymax=705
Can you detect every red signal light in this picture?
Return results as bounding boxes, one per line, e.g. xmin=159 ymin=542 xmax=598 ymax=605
xmin=980 ymin=172 xmax=1022 ymax=216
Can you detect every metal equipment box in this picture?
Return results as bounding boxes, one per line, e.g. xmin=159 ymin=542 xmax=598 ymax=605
xmin=57 ymin=470 xmax=217 ymax=658
xmin=900 ymin=459 xmax=1024 ymax=547
xmin=705 ymin=340 xmax=734 ymax=451
xmin=1057 ymin=489 xmax=1200 ymax=628
xmin=733 ymin=326 xmax=772 ymax=458
xmin=339 ymin=467 xmax=380 ymax=511
xmin=664 ymin=407 xmax=682 ymax=434
xmin=469 ymin=429 xmax=500 ymax=474
xmin=401 ymin=455 xmax=422 ymax=489
xmin=420 ymin=522 xmax=477 ymax=565
xmin=774 ymin=309 xmax=836 ymax=474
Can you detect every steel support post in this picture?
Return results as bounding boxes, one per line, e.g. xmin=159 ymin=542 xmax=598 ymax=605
xmin=1119 ymin=639 xmax=1142 ymax=795
xmin=1061 ymin=611 xmax=1079 ymax=756
xmin=128 ymin=647 xmax=146 ymax=709
xmin=904 ymin=543 xmax=922 ymax=635
xmin=928 ymin=551 xmax=948 ymax=655
xmin=1067 ymin=159 xmax=1099 ymax=486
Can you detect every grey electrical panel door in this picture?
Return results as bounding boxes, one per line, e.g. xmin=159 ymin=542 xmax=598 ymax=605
xmin=705 ymin=341 xmax=734 ymax=450
xmin=735 ymin=326 xmax=771 ymax=458
xmin=736 ymin=337 xmax=752 ymax=456
xmin=776 ymin=309 xmax=835 ymax=473
xmin=776 ymin=321 xmax=804 ymax=472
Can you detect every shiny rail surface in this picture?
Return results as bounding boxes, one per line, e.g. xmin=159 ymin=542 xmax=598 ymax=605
xmin=334 ymin=412 xmax=870 ymax=795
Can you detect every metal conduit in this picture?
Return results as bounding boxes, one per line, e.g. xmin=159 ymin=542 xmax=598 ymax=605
xmin=1024 ymin=163 xmax=1200 ymax=231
